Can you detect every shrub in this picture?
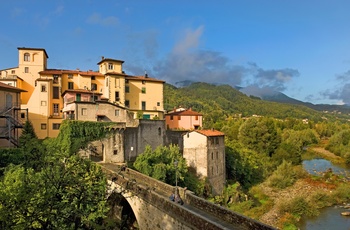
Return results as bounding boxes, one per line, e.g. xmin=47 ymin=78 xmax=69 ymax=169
xmin=267 ymin=161 xmax=306 ymax=189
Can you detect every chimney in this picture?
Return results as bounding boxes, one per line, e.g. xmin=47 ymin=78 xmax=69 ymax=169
xmin=101 ymin=56 xmax=104 ymax=60
xmin=145 ymin=70 xmax=148 ymax=78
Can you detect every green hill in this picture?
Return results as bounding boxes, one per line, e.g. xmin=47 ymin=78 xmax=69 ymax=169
xmin=164 ymin=82 xmax=350 ymax=128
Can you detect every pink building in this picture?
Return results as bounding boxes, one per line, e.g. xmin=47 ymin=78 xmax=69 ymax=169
xmin=165 ymin=108 xmax=202 ymax=130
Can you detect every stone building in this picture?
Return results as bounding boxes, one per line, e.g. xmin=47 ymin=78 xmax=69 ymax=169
xmin=183 ymin=129 xmax=225 ymax=195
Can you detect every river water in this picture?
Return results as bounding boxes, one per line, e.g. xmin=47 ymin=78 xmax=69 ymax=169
xmin=298 ymin=159 xmax=350 ymax=230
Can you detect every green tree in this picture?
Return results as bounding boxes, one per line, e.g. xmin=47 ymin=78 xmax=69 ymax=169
xmin=133 ymin=145 xmax=187 ymax=186
xmin=238 ymin=117 xmax=281 ymax=157
xmin=0 ymin=156 xmax=108 ymax=229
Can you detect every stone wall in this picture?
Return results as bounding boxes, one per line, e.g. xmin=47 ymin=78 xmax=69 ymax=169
xmin=101 ymin=164 xmax=276 ymax=230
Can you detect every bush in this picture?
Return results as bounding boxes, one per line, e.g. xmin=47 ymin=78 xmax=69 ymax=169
xmin=279 ymin=196 xmax=319 ymax=218
xmin=267 ymin=161 xmax=307 ymax=189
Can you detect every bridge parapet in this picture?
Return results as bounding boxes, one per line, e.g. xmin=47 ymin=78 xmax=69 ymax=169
xmin=100 ymin=163 xmax=275 ymax=230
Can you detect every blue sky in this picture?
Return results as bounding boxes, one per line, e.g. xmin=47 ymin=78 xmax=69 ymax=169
xmin=1 ymin=1 xmax=350 ymax=105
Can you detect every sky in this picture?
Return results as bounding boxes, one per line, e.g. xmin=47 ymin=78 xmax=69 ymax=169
xmin=1 ymin=1 xmax=350 ymax=105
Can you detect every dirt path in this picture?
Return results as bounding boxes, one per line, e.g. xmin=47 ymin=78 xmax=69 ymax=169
xmin=309 ymin=147 xmax=343 ymax=160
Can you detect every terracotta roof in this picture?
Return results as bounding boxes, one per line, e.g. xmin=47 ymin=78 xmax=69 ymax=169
xmin=0 ymin=82 xmax=27 ymax=92
xmin=97 ymin=58 xmax=124 ymax=65
xmin=166 ymin=109 xmax=202 ymax=116
xmin=195 ymin=129 xmax=224 ymax=137
xmin=126 ymin=75 xmax=165 ymax=83
xmin=17 ymin=47 xmax=49 ymax=58
xmin=39 ymin=69 xmax=103 ymax=77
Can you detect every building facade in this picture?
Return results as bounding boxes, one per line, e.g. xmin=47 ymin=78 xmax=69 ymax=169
xmin=165 ymin=108 xmax=202 ymax=130
xmin=182 ymin=129 xmax=225 ymax=195
xmin=0 ymin=47 xmax=165 ymax=139
xmin=0 ymin=82 xmax=27 ymax=147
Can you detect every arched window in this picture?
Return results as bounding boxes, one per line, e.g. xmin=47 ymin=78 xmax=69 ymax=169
xmin=24 ymin=53 xmax=30 ymax=62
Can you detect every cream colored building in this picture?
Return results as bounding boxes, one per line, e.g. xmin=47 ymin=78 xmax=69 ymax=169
xmin=183 ymin=129 xmax=225 ymax=195
xmin=0 ymin=47 xmax=165 ymax=139
xmin=0 ymin=82 xmax=27 ymax=147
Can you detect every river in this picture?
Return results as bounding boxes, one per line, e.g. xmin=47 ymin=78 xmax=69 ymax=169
xmin=298 ymin=159 xmax=350 ymax=230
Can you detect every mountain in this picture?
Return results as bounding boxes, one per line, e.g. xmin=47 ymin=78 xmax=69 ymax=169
xmin=239 ymin=86 xmax=350 ymax=115
xmin=164 ymin=82 xmax=350 ymax=129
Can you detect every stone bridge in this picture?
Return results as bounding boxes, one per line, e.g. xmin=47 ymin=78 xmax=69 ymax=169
xmin=99 ymin=163 xmax=275 ymax=230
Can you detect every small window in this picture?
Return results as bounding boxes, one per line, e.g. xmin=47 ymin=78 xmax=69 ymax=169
xmin=24 ymin=67 xmax=29 ymax=73
xmin=21 ymin=113 xmax=25 ymax=119
xmin=125 ymin=79 xmax=129 ymax=84
xmin=91 ymin=76 xmax=96 ymax=80
xmin=53 ymin=104 xmax=59 ymax=115
xmin=91 ymin=83 xmax=97 ymax=91
xmin=142 ymin=80 xmax=146 ymax=84
xmin=170 ymin=115 xmax=173 ymax=120
xmin=41 ymin=123 xmax=47 ymax=130
xmin=141 ymin=87 xmax=146 ymax=94
xmin=41 ymin=85 xmax=47 ymax=92
xmin=141 ymin=101 xmax=146 ymax=110
xmin=115 ymin=109 xmax=120 ymax=116
xmin=68 ymin=82 xmax=74 ymax=89
xmin=125 ymin=86 xmax=130 ymax=93
xmin=108 ymin=63 xmax=113 ymax=70
xmin=113 ymin=150 xmax=118 ymax=155
xmin=81 ymin=108 xmax=87 ymax=116
xmin=53 ymin=75 xmax=59 ymax=84
xmin=216 ymin=151 xmax=219 ymax=159
xmin=41 ymin=101 xmax=47 ymax=106
xmin=68 ymin=74 xmax=73 ymax=79
xmin=106 ymin=78 xmax=109 ymax=87
xmin=195 ymin=115 xmax=198 ymax=120
xmin=24 ymin=53 xmax=30 ymax=62
xmin=53 ymin=87 xmax=59 ymax=99
xmin=178 ymin=116 xmax=181 ymax=120
xmin=125 ymin=100 xmax=130 ymax=108
xmin=11 ymin=70 xmax=15 ymax=74
xmin=211 ymin=152 xmax=213 ymax=160
xmin=157 ymin=102 xmax=160 ymax=106
xmin=158 ymin=127 xmax=161 ymax=136
xmin=53 ymin=123 xmax=60 ymax=130
xmin=115 ymin=91 xmax=119 ymax=101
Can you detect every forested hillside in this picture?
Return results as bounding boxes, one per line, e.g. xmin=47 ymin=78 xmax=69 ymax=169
xmin=164 ymin=82 xmax=350 ymax=129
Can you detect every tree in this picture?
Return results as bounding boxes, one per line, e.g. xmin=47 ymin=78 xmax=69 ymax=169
xmin=238 ymin=117 xmax=281 ymax=157
xmin=133 ymin=145 xmax=187 ymax=186
xmin=0 ymin=156 xmax=108 ymax=229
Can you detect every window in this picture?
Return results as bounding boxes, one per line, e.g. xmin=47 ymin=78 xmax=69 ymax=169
xmin=53 ymin=123 xmax=60 ymax=130
xmin=91 ymin=83 xmax=97 ymax=91
xmin=115 ymin=109 xmax=120 ymax=116
xmin=125 ymin=86 xmax=130 ymax=93
xmin=21 ymin=113 xmax=25 ymax=119
xmin=195 ymin=115 xmax=198 ymax=120
xmin=178 ymin=116 xmax=181 ymax=120
xmin=115 ymin=91 xmax=119 ymax=101
xmin=11 ymin=70 xmax=15 ymax=74
xmin=157 ymin=102 xmax=160 ymax=106
xmin=41 ymin=123 xmax=47 ymax=130
xmin=142 ymin=101 xmax=146 ymax=110
xmin=53 ymin=75 xmax=59 ymax=84
xmin=76 ymin=94 xmax=81 ymax=101
xmin=158 ymin=127 xmax=161 ymax=136
xmin=211 ymin=152 xmax=214 ymax=160
xmin=141 ymin=87 xmax=146 ymax=94
xmin=113 ymin=150 xmax=118 ymax=155
xmin=53 ymin=87 xmax=59 ymax=99
xmin=41 ymin=84 xmax=47 ymax=92
xmin=91 ymin=76 xmax=96 ymax=80
xmin=24 ymin=53 xmax=30 ymax=61
xmin=125 ymin=79 xmax=129 ymax=84
xmin=68 ymin=74 xmax=73 ymax=79
xmin=81 ymin=108 xmax=87 ymax=116
xmin=41 ymin=101 xmax=47 ymax=106
xmin=108 ymin=63 xmax=113 ymax=70
xmin=125 ymin=100 xmax=130 ymax=108
xmin=53 ymin=104 xmax=59 ymax=115
xmin=24 ymin=67 xmax=29 ymax=73
xmin=142 ymin=80 xmax=146 ymax=84
xmin=105 ymin=78 xmax=109 ymax=87
xmin=68 ymin=82 xmax=74 ymax=89
xmin=170 ymin=115 xmax=173 ymax=120
xmin=90 ymin=95 xmax=98 ymax=101
xmin=216 ymin=151 xmax=219 ymax=159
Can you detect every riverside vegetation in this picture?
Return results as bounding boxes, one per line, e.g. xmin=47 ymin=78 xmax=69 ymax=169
xmin=1 ymin=82 xmax=350 ymax=229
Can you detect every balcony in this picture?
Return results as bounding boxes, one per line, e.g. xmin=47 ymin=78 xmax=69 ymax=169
xmin=0 ymin=74 xmax=18 ymax=80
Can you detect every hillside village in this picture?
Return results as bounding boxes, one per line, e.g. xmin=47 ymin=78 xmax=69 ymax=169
xmin=0 ymin=47 xmax=225 ymax=195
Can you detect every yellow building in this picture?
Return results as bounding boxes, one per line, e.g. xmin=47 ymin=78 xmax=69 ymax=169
xmin=0 ymin=47 xmax=165 ymax=139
